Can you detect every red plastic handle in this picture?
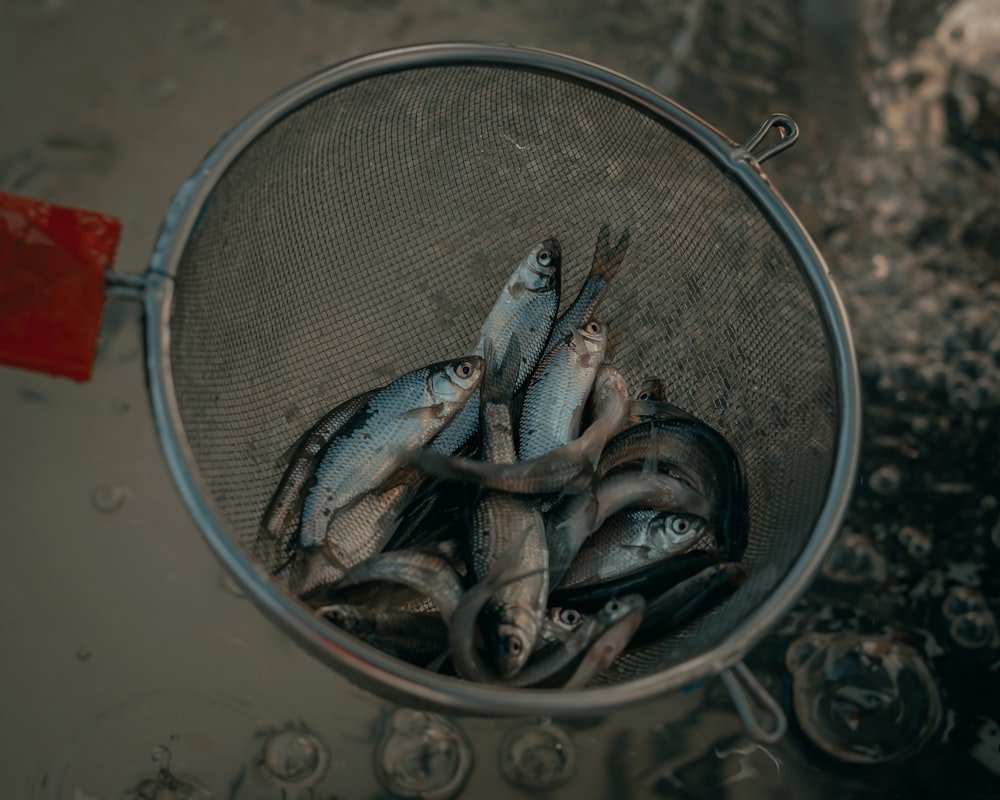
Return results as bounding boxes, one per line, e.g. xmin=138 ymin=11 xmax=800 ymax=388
xmin=0 ymin=191 xmax=122 ymax=382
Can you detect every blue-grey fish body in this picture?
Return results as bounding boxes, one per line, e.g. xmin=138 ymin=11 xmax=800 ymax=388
xmin=518 ymin=320 xmax=608 ymax=461
xmin=426 ymin=239 xmax=562 ymax=456
xmin=261 ymin=388 xmax=379 ymax=539
xmin=297 ymin=356 xmax=483 ymax=547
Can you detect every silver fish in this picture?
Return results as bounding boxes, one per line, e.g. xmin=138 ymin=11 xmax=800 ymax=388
xmin=596 ymin=418 xmax=749 ymax=560
xmin=333 ymin=548 xmax=466 ymax=626
xmin=404 ymin=362 xmax=629 ymax=495
xmin=315 ymin=603 xmax=448 ymax=666
xmin=450 ymin=521 xmax=550 ymax=683
xmin=561 ymin=596 xmax=645 ymax=689
xmin=426 ymin=238 xmax=562 ymax=456
xmin=274 ymin=467 xmax=427 ymax=596
xmin=467 ymin=339 xmax=549 ymax=679
xmin=513 ymin=594 xmax=645 ymax=688
xmin=558 ymin=509 xmax=713 ymax=590
xmin=542 ymin=224 xmax=630 ymax=356
xmin=298 ymin=356 xmax=483 ymax=547
xmin=261 ymin=388 xmax=379 ymax=539
xmin=518 ymin=319 xmax=608 ymax=461
xmin=546 ymin=467 xmax=710 ymax=591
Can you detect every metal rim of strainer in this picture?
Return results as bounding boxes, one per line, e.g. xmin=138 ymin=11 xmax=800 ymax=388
xmin=143 ymin=42 xmax=861 ymax=718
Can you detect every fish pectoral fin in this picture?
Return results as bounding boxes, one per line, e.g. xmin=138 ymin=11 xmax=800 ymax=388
xmin=401 ymin=403 xmax=445 ymax=420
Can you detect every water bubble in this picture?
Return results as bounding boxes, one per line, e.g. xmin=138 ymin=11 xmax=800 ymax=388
xmin=76 ymin=646 xmax=92 ymax=662
xmin=898 ymin=526 xmax=932 ymax=558
xmin=90 ymin=484 xmax=127 ymax=513
xmin=868 ymin=464 xmax=902 ymax=496
xmin=499 ymin=721 xmax=576 ymax=791
xmin=942 ymin=585 xmax=988 ymax=620
xmin=949 ymin=611 xmax=998 ymax=649
xmin=821 ymin=533 xmax=887 ymax=583
xmin=257 ymin=727 xmax=328 ymax=787
xmin=786 ymin=634 xmax=942 ymax=764
xmin=375 ymin=709 xmax=472 ymax=800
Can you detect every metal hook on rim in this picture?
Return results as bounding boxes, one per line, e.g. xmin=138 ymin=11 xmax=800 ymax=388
xmin=720 ymin=661 xmax=787 ymax=744
xmin=737 ymin=113 xmax=799 ymax=164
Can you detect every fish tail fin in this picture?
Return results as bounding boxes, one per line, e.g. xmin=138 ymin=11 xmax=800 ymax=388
xmin=591 ymin=224 xmax=632 ymax=281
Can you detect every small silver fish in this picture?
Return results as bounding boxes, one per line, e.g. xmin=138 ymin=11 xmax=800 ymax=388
xmin=519 ymin=319 xmax=608 ymax=461
xmin=558 ymin=509 xmax=713 ymax=590
xmin=315 ymin=603 xmax=449 ymax=666
xmin=542 ymin=224 xmax=630 ymax=355
xmin=561 ymin=596 xmax=645 ymax=689
xmin=334 ymin=548 xmax=466 ymax=625
xmin=298 ymin=356 xmax=483 ymax=547
xmin=427 ymin=239 xmax=563 ymax=456
xmin=261 ymin=388 xmax=379 ymax=539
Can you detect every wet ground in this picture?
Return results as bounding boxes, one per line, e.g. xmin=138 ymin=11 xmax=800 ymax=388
xmin=1 ymin=0 xmax=999 ymax=797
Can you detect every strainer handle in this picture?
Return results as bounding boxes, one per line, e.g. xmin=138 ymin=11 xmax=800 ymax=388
xmin=720 ymin=661 xmax=787 ymax=744
xmin=738 ymin=114 xmax=799 ymax=164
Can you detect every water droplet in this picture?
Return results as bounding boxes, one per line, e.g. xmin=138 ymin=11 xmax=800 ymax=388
xmin=258 ymin=727 xmax=327 ymax=786
xmin=950 ymin=611 xmax=998 ymax=649
xmin=898 ymin=526 xmax=932 ymax=558
xmin=942 ymin=585 xmax=988 ymax=620
xmin=786 ymin=633 xmax=941 ymax=764
xmin=821 ymin=533 xmax=887 ymax=583
xmin=868 ymin=464 xmax=902 ymax=496
xmin=375 ymin=709 xmax=472 ymax=800
xmin=76 ymin=646 xmax=92 ymax=662
xmin=90 ymin=484 xmax=127 ymax=513
xmin=499 ymin=721 xmax=576 ymax=791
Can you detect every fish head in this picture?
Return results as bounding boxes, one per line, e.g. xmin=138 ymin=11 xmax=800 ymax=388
xmin=513 ymin=237 xmax=562 ymax=294
xmin=633 ymin=376 xmax=665 ymax=402
xmin=571 ymin=319 xmax=608 ymax=366
xmin=597 ymin=594 xmax=646 ymax=627
xmin=320 ymin=603 xmax=362 ymax=632
xmin=650 ymin=512 xmax=711 ymax=553
xmin=431 ymin=356 xmax=485 ymax=403
xmin=490 ymin=606 xmax=541 ymax=679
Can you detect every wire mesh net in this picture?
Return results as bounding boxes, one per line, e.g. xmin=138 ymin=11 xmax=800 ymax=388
xmin=167 ymin=63 xmax=839 ymax=684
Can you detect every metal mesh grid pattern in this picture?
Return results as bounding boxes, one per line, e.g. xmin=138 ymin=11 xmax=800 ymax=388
xmin=167 ymin=63 xmax=838 ymax=684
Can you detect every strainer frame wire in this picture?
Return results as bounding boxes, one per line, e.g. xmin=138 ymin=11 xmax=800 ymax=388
xmin=143 ymin=42 xmax=861 ymax=717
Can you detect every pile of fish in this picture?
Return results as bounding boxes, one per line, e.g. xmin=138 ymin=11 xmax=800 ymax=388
xmin=258 ymin=227 xmax=749 ymax=688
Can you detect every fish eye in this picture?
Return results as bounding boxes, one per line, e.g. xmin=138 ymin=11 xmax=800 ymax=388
xmin=606 ymin=600 xmax=620 ymax=613
xmin=586 ymin=321 xmax=601 ymax=334
xmin=671 ymin=517 xmax=691 ymax=534
xmin=559 ymin=608 xmax=582 ymax=626
xmin=638 ymin=391 xmax=651 ymax=400
xmin=537 ymin=249 xmax=551 ymax=266
xmin=503 ymin=635 xmax=523 ymax=655
xmin=456 ymin=361 xmax=473 ymax=378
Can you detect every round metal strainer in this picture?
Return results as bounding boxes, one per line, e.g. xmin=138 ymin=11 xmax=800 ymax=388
xmin=144 ymin=43 xmax=860 ymax=732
